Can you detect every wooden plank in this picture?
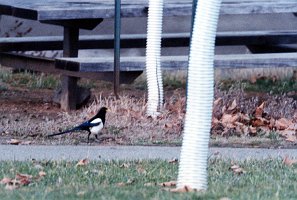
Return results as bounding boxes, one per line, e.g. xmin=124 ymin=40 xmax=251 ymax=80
xmin=0 ymin=52 xmax=141 ymax=83
xmin=216 ymin=53 xmax=297 ymax=68
xmin=0 ymin=36 xmax=63 ymax=51
xmin=0 ymin=0 xmax=191 ymax=20
xmin=220 ymin=0 xmax=297 ymax=15
xmin=1 ymin=0 xmax=297 ymax=21
xmin=1 ymin=30 xmax=297 ymax=52
xmin=56 ymin=53 xmax=297 ymax=72
xmin=0 ymin=52 xmax=55 ymax=73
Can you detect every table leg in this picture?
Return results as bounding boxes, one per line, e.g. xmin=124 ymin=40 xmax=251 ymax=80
xmin=114 ymin=0 xmax=121 ymax=99
xmin=60 ymin=27 xmax=79 ymax=110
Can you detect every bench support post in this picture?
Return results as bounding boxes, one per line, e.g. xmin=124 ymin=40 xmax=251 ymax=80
xmin=114 ymin=0 xmax=121 ymax=99
xmin=60 ymin=27 xmax=79 ymax=110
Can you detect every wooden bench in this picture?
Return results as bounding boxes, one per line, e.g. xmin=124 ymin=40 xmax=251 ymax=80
xmin=1 ymin=0 xmax=297 ymax=110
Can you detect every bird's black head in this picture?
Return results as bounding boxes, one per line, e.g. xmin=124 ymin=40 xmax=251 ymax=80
xmin=96 ymin=107 xmax=108 ymax=124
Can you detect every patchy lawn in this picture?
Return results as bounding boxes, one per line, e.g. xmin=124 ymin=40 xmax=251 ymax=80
xmin=1 ymin=159 xmax=297 ymax=199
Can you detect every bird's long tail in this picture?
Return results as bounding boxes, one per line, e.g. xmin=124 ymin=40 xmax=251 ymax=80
xmin=47 ymin=127 xmax=78 ymax=137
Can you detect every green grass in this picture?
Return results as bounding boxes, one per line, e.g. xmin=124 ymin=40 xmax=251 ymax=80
xmin=244 ymin=78 xmax=297 ymax=94
xmin=0 ymin=67 xmax=115 ymax=91
xmin=0 ymin=68 xmax=187 ymax=91
xmin=0 ymin=68 xmax=188 ymax=91
xmin=0 ymin=69 xmax=59 ymax=89
xmin=210 ymin=134 xmax=285 ymax=148
xmin=1 ymin=159 xmax=297 ymax=200
xmin=217 ymin=78 xmax=297 ymax=94
xmin=163 ymin=71 xmax=186 ymax=89
xmin=2 ymin=67 xmax=295 ymax=94
xmin=133 ymin=71 xmax=187 ymax=90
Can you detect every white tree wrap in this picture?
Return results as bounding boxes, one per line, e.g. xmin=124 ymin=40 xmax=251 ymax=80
xmin=145 ymin=0 xmax=164 ymax=116
xmin=177 ymin=0 xmax=222 ymax=190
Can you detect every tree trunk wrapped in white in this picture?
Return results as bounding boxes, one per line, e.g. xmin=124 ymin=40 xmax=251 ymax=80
xmin=177 ymin=0 xmax=222 ymax=190
xmin=145 ymin=0 xmax=164 ymax=117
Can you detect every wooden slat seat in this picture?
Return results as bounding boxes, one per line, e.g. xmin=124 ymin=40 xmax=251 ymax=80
xmin=2 ymin=30 xmax=297 ymax=52
xmin=56 ymin=53 xmax=297 ymax=73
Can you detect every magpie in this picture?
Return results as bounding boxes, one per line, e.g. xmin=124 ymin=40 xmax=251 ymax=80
xmin=47 ymin=107 xmax=108 ymax=142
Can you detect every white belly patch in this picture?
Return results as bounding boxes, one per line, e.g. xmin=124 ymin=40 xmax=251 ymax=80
xmin=90 ymin=118 xmax=104 ymax=135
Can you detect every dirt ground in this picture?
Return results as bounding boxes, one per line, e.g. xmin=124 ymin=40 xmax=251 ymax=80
xmin=0 ymin=84 xmax=185 ymax=146
xmin=1 ymin=81 xmax=297 ymax=148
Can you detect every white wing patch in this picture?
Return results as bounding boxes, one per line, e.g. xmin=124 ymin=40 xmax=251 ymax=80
xmin=90 ymin=118 xmax=103 ymax=135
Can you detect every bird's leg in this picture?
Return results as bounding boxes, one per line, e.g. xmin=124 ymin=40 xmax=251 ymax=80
xmin=87 ymin=130 xmax=91 ymax=144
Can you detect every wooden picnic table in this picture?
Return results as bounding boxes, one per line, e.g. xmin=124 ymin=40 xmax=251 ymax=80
xmin=0 ymin=0 xmax=297 ymax=110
